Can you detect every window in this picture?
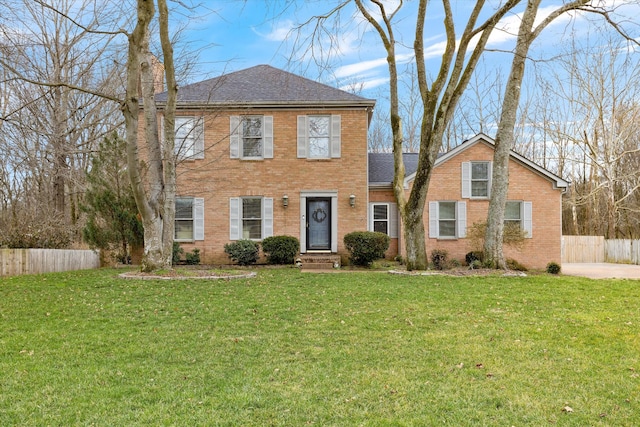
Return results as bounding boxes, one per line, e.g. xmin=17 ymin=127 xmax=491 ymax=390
xmin=369 ymin=203 xmax=398 ymax=238
xmin=230 ymin=116 xmax=273 ymax=159
xmin=505 ymin=201 xmax=533 ymax=238
xmin=429 ymin=201 xmax=467 ymax=239
xmin=242 ymin=116 xmax=263 ymax=157
xmin=175 ymin=117 xmax=204 ymax=160
xmin=297 ymin=115 xmax=341 ymax=158
xmin=242 ymin=198 xmax=262 ymax=239
xmin=229 ymin=197 xmax=274 ymax=240
xmin=471 ymin=162 xmax=490 ymax=197
xmin=309 ymin=116 xmax=330 ymax=158
xmin=373 ymin=204 xmax=389 ymax=234
xmin=505 ymin=201 xmax=522 ymax=227
xmin=175 ymin=197 xmax=204 ymax=241
xmin=438 ymin=202 xmax=457 ymax=238
xmin=461 ymin=161 xmax=491 ymax=198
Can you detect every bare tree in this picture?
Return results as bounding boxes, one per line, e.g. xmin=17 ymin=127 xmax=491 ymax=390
xmin=482 ymin=0 xmax=640 ymax=268
xmin=527 ymin=35 xmax=640 ymax=238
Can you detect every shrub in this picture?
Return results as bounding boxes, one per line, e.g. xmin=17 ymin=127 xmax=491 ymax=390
xmin=465 ymin=251 xmax=484 ymax=265
xmin=506 ymin=258 xmax=528 ymax=271
xmin=546 ymin=261 xmax=561 ymax=274
xmin=343 ymin=231 xmax=390 ymax=266
xmin=185 ymin=248 xmax=201 ymax=265
xmin=431 ymin=249 xmax=449 ymax=270
xmin=261 ymin=235 xmax=299 ymax=265
xmin=172 ymin=242 xmax=184 ymax=265
xmin=224 ymin=240 xmax=260 ymax=266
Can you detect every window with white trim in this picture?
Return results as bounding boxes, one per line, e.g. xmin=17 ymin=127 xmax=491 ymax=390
xmin=230 ymin=115 xmax=273 ymax=159
xmin=505 ymin=201 xmax=533 ymax=238
xmin=175 ymin=117 xmax=204 ymax=160
xmin=369 ymin=202 xmax=398 ymax=238
xmin=175 ymin=197 xmax=204 ymax=241
xmin=297 ymin=115 xmax=341 ymax=159
xmin=229 ymin=197 xmax=274 ymax=240
xmin=429 ymin=201 xmax=467 ymax=239
xmin=471 ymin=162 xmax=490 ymax=197
xmin=462 ymin=161 xmax=491 ymax=198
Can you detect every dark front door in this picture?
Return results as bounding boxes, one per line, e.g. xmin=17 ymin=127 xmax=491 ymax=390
xmin=307 ymin=198 xmax=331 ymax=250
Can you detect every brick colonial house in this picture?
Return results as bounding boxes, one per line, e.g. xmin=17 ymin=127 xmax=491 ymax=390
xmin=156 ymin=65 xmax=568 ymax=269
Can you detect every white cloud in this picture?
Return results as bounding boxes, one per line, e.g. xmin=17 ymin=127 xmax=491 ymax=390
xmin=254 ymin=19 xmax=295 ymax=42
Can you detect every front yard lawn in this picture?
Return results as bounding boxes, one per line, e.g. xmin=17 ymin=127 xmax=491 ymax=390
xmin=1 ymin=268 xmax=639 ymax=426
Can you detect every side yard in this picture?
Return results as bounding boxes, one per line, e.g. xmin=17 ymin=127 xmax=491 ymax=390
xmin=1 ymin=268 xmax=639 ymax=426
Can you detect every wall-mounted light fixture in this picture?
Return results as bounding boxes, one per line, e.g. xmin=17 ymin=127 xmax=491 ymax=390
xmin=282 ymin=194 xmax=289 ymax=208
xmin=349 ymin=194 xmax=356 ymax=208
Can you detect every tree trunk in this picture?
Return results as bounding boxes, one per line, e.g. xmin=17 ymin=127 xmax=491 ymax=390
xmin=123 ymin=0 xmax=176 ymax=272
xmin=484 ymin=0 xmax=540 ymax=269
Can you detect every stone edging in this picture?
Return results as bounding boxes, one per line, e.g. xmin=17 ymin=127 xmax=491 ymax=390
xmin=118 ymin=271 xmax=257 ymax=280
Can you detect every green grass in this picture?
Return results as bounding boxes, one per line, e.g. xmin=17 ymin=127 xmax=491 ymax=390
xmin=1 ymin=268 xmax=639 ymax=426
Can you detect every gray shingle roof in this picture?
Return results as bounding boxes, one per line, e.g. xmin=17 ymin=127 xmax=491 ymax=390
xmin=157 ymin=64 xmax=375 ymax=107
xmin=368 ymin=152 xmax=419 ymax=184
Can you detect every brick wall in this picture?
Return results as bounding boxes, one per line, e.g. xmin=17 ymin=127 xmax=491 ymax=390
xmin=372 ymin=141 xmax=564 ymax=270
xmin=173 ymin=107 xmax=371 ymax=264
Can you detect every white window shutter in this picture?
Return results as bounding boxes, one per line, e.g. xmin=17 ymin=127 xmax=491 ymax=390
xmin=193 ymin=117 xmax=205 ymax=159
xmin=330 ymin=114 xmax=341 ymax=158
xmin=194 ymin=198 xmax=205 ymax=240
xmin=523 ymin=201 xmax=533 ymax=238
xmin=429 ymin=201 xmax=438 ymax=238
xmin=263 ymin=116 xmax=273 ymax=158
xmin=297 ymin=116 xmax=307 ymax=158
xmin=461 ymin=162 xmax=471 ymax=198
xmin=263 ymin=198 xmax=274 ymax=238
xmin=229 ymin=197 xmax=240 ymax=240
xmin=389 ymin=203 xmax=398 ymax=238
xmin=457 ymin=201 xmax=467 ymax=238
xmin=229 ymin=116 xmax=240 ymax=159
xmin=368 ymin=203 xmax=374 ymax=231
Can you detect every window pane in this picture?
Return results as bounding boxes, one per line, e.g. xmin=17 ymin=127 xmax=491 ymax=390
xmin=175 ymin=198 xmax=193 ymax=219
xmin=243 ymin=220 xmax=262 ymax=239
xmin=243 ymin=117 xmax=262 ymax=137
xmin=439 ymin=202 xmax=456 ymax=220
xmin=505 ymin=202 xmax=521 ymax=220
xmin=309 ymin=116 xmax=330 ymax=137
xmin=439 ymin=220 xmax=456 ymax=237
xmin=242 ymin=199 xmax=262 ymax=219
xmin=243 ymin=138 xmax=263 ymax=157
xmin=373 ymin=205 xmax=388 ymax=220
xmin=309 ymin=137 xmax=330 ymax=158
xmin=471 ymin=162 xmax=488 ymax=179
xmin=471 ymin=181 xmax=488 ymax=197
xmin=374 ymin=221 xmax=388 ymax=235
xmin=175 ymin=220 xmax=193 ymax=240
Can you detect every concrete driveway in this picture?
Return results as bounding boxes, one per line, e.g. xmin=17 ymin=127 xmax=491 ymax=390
xmin=562 ymin=263 xmax=640 ymax=280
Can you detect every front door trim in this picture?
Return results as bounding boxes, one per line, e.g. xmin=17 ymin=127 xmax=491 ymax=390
xmin=299 ymin=191 xmax=338 ymax=254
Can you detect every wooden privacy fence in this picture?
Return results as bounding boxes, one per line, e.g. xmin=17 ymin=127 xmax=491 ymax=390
xmin=562 ymin=236 xmax=640 ymax=264
xmin=1 ymin=249 xmax=100 ymax=277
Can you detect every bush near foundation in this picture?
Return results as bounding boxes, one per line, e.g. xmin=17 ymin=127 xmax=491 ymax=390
xmin=261 ymin=236 xmax=299 ymax=265
xmin=343 ymin=231 xmax=390 ymax=266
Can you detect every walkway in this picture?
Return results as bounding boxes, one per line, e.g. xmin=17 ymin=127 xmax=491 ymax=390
xmin=562 ymin=263 xmax=640 ymax=280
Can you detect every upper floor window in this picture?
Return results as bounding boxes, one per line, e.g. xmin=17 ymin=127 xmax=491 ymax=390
xmin=461 ymin=161 xmax=492 ymax=198
xmin=297 ymin=115 xmax=341 ymax=159
xmin=175 ymin=197 xmax=204 ymax=241
xmin=429 ymin=201 xmax=467 ymax=239
xmin=230 ymin=115 xmax=273 ymax=159
xmin=175 ymin=116 xmax=204 ymax=160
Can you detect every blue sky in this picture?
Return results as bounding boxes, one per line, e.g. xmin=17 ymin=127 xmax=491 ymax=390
xmin=178 ymin=0 xmax=640 ymax=101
